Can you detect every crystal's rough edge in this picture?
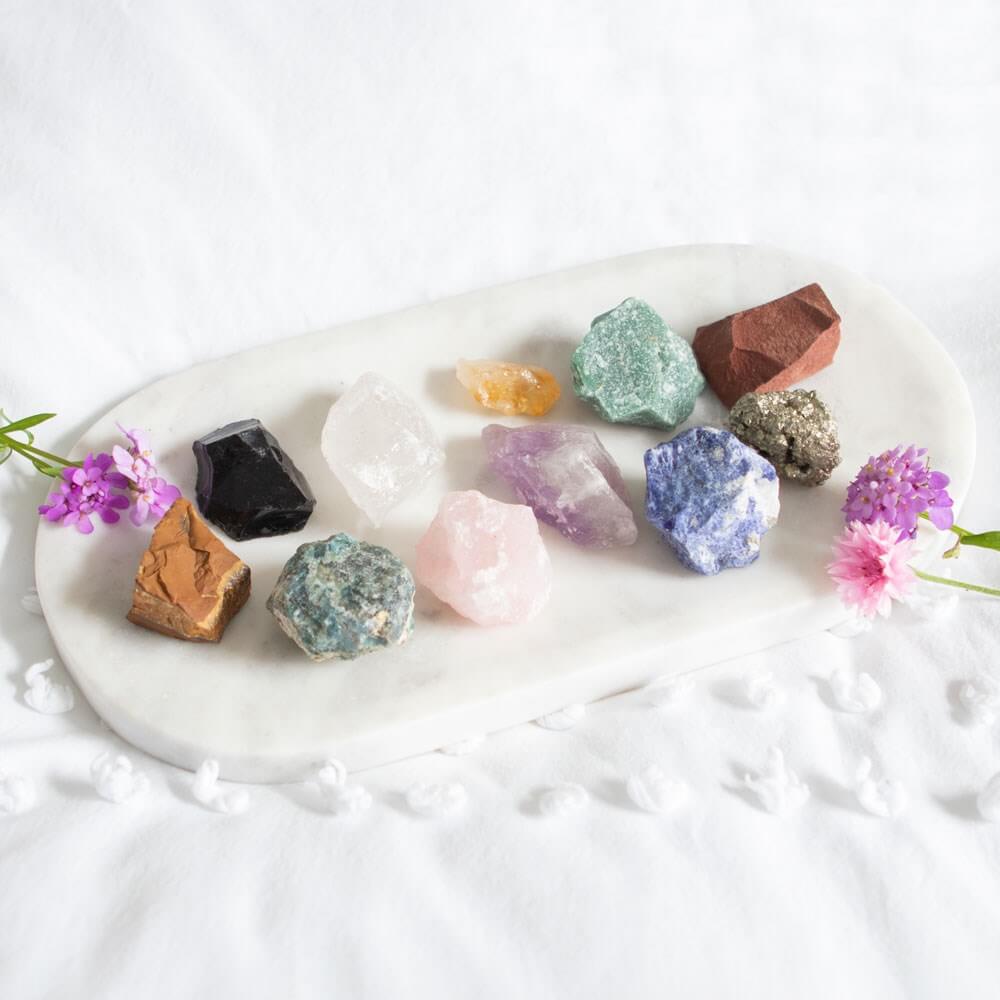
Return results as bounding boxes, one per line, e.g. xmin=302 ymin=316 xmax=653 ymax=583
xmin=193 ymin=418 xmax=315 ymax=541
xmin=267 ymin=533 xmax=415 ymax=661
xmin=415 ymin=490 xmax=552 ymax=625
xmin=572 ymin=298 xmax=704 ymax=430
xmin=483 ymin=423 xmax=637 ymax=548
xmin=729 ymin=389 xmax=840 ymax=486
xmin=645 ymin=427 xmax=779 ymax=575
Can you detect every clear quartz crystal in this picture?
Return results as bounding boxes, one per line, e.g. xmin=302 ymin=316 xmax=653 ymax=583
xmin=321 ymin=373 xmax=445 ymax=526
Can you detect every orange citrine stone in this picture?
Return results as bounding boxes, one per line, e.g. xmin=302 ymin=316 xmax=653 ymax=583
xmin=455 ymin=358 xmax=561 ymax=417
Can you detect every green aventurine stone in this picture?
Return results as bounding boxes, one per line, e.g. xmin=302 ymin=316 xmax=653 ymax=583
xmin=267 ymin=533 xmax=415 ymax=661
xmin=571 ymin=298 xmax=705 ymax=430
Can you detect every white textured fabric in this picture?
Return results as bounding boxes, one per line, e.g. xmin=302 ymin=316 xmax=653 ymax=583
xmin=3 ymin=2 xmax=1000 ymax=997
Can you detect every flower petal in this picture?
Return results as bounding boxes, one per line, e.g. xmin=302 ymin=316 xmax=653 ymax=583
xmin=130 ymin=498 xmax=149 ymax=526
xmin=929 ymin=506 xmax=954 ymax=531
xmin=158 ymin=483 xmax=182 ymax=504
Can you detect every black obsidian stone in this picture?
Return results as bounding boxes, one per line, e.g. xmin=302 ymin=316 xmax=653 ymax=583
xmin=193 ymin=419 xmax=316 ymax=541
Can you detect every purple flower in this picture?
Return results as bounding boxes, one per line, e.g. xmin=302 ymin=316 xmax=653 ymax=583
xmin=129 ymin=476 xmax=181 ymax=526
xmin=843 ymin=445 xmax=954 ymax=537
xmin=112 ymin=424 xmax=181 ymax=525
xmin=37 ymin=453 xmax=130 ymax=534
xmin=117 ymin=422 xmax=153 ymax=458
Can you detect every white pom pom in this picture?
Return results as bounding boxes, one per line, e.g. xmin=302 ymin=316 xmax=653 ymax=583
xmin=625 ymin=765 xmax=688 ymax=814
xmin=745 ymin=672 xmax=786 ymax=710
xmin=191 ymin=759 xmax=249 ymax=815
xmin=744 ymin=747 xmax=810 ymax=816
xmin=406 ymin=782 xmax=467 ymax=818
xmin=24 ymin=659 xmax=74 ymax=714
xmin=91 ymin=752 xmax=150 ymax=804
xmin=534 ymin=704 xmax=585 ymax=731
xmin=539 ymin=782 xmax=589 ymax=817
xmin=829 ymin=667 xmax=882 ymax=713
xmin=644 ymin=675 xmax=694 ymax=708
xmin=854 ymin=757 xmax=906 ymax=818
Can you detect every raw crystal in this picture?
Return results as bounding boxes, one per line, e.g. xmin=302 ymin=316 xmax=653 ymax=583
xmin=127 ymin=498 xmax=251 ymax=642
xmin=693 ymin=283 xmax=841 ymax=407
xmin=571 ymin=298 xmax=704 ymax=429
xmin=644 ymin=427 xmax=779 ymax=575
xmin=415 ymin=490 xmax=551 ymax=625
xmin=728 ymin=389 xmax=840 ymax=486
xmin=482 ymin=423 xmax=637 ymax=548
xmin=267 ymin=533 xmax=414 ymax=661
xmin=321 ymin=372 xmax=445 ymax=526
xmin=193 ymin=419 xmax=315 ymax=541
xmin=455 ymin=358 xmax=560 ymax=416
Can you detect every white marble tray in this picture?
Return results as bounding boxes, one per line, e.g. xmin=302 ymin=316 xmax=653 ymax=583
xmin=34 ymin=245 xmax=976 ymax=782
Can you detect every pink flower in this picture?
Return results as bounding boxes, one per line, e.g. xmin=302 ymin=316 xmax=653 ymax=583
xmin=112 ymin=423 xmax=181 ymax=525
xmin=828 ymin=520 xmax=917 ymax=618
xmin=129 ymin=476 xmax=181 ymax=526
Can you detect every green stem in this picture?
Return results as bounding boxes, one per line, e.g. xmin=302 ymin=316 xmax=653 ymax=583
xmin=0 ymin=435 xmax=79 ymax=470
xmin=914 ymin=568 xmax=1000 ymax=599
xmin=918 ymin=512 xmax=1000 ymax=555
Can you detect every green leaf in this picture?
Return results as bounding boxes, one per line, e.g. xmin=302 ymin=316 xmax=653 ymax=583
xmin=957 ymin=531 xmax=1000 ymax=553
xmin=0 ymin=412 xmax=57 ymax=434
xmin=28 ymin=455 xmax=61 ymax=477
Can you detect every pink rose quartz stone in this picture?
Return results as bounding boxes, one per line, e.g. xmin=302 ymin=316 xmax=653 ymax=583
xmin=415 ymin=490 xmax=552 ymax=625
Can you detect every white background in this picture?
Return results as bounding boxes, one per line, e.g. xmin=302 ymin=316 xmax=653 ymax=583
xmin=3 ymin=2 xmax=1000 ymax=997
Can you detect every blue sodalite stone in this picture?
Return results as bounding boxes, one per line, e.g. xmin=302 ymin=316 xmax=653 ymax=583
xmin=267 ymin=533 xmax=415 ymax=661
xmin=644 ymin=427 xmax=780 ymax=575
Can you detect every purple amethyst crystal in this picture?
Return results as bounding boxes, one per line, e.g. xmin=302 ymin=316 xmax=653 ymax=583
xmin=482 ymin=423 xmax=637 ymax=548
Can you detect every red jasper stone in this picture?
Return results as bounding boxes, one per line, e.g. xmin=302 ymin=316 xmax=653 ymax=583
xmin=693 ymin=284 xmax=841 ymax=408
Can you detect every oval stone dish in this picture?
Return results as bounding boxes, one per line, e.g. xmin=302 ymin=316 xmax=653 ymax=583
xmin=34 ymin=245 xmax=976 ymax=781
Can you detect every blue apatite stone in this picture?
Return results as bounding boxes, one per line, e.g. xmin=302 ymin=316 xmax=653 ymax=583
xmin=267 ymin=533 xmax=415 ymax=660
xmin=644 ymin=427 xmax=780 ymax=575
